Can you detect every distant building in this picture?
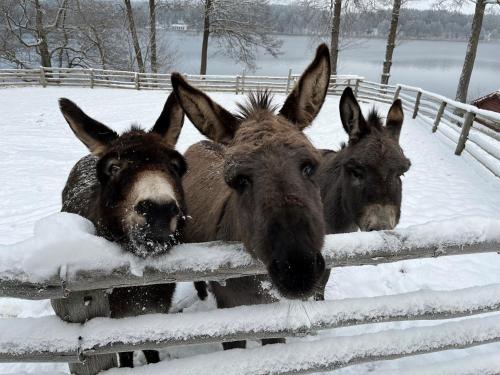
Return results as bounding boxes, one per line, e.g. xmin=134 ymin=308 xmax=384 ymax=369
xmin=171 ymin=21 xmax=188 ymax=31
xmin=473 ymin=90 xmax=500 ymax=113
xmin=472 ymin=90 xmax=500 ymax=131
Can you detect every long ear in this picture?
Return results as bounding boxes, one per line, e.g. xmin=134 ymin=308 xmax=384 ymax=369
xmin=279 ymin=43 xmax=331 ymax=130
xmin=339 ymin=87 xmax=368 ymax=142
xmin=151 ymin=91 xmax=185 ymax=147
xmin=59 ymin=98 xmax=118 ymax=155
xmin=385 ymin=99 xmax=404 ymax=142
xmin=171 ymin=73 xmax=239 ymax=144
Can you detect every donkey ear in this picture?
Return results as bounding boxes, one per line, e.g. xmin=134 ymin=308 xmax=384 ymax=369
xmin=279 ymin=43 xmax=331 ymax=130
xmin=59 ymin=98 xmax=118 ymax=155
xmin=339 ymin=87 xmax=367 ymax=142
xmin=385 ymin=99 xmax=404 ymax=142
xmin=171 ymin=73 xmax=239 ymax=144
xmin=151 ymin=91 xmax=185 ymax=147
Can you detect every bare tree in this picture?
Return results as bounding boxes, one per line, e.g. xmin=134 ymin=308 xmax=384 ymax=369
xmin=196 ymin=0 xmax=282 ymax=75
xmin=381 ymin=0 xmax=401 ymax=84
xmin=1 ymin=0 xmax=69 ymax=67
xmin=72 ymin=0 xmax=132 ymax=70
xmin=302 ymin=0 xmax=375 ymax=75
xmin=124 ymin=0 xmax=145 ymax=72
xmin=149 ymin=0 xmax=158 ymax=73
xmin=455 ymin=0 xmax=499 ymax=102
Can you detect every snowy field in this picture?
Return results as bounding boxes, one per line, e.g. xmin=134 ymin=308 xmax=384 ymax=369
xmin=0 ymin=87 xmax=500 ymax=374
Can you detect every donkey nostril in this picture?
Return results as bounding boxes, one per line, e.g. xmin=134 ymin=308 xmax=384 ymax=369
xmin=167 ymin=202 xmax=180 ymax=217
xmin=135 ymin=199 xmax=153 ymax=216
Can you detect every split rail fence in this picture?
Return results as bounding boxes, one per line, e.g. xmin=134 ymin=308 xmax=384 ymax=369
xmin=1 ymin=67 xmax=499 ymax=177
xmin=1 ymin=68 xmax=500 ymax=374
xmin=1 ymin=218 xmax=500 ymax=374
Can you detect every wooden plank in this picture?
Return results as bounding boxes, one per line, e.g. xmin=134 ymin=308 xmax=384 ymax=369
xmin=51 ymin=289 xmax=118 ymax=374
xmin=412 ymin=90 xmax=422 ymax=119
xmin=101 ymin=315 xmax=500 ymax=375
xmin=2 ymin=283 xmax=500 ymax=362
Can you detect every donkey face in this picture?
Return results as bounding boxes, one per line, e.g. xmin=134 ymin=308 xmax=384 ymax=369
xmin=173 ymin=44 xmax=331 ymax=298
xmin=337 ymin=87 xmax=411 ymax=231
xmin=59 ymin=93 xmax=187 ymax=257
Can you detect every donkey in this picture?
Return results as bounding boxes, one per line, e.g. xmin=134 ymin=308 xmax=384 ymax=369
xmin=172 ymin=44 xmax=331 ymax=349
xmin=313 ymin=87 xmax=411 ymax=300
xmin=52 ymin=92 xmax=187 ymax=367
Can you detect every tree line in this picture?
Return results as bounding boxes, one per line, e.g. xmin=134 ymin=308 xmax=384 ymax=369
xmin=1 ymin=0 xmax=499 ymax=103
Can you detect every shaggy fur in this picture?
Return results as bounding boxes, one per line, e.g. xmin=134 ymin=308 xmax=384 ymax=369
xmin=173 ymin=44 xmax=332 ymax=350
xmin=313 ymin=87 xmax=411 ymax=300
xmin=53 ymin=93 xmax=187 ymax=367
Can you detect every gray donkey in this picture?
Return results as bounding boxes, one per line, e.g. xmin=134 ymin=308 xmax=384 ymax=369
xmin=313 ymin=87 xmax=411 ymax=300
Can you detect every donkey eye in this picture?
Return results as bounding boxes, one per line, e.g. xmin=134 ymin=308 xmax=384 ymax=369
xmin=301 ymin=162 xmax=316 ymax=178
xmin=230 ymin=175 xmax=251 ymax=193
xmin=347 ymin=166 xmax=364 ymax=179
xmin=106 ymin=162 xmax=121 ymax=177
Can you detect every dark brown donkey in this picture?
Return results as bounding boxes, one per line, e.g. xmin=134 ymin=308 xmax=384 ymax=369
xmin=51 ymin=93 xmax=187 ymax=367
xmin=172 ymin=44 xmax=331 ymax=349
xmin=314 ymin=87 xmax=411 ymax=300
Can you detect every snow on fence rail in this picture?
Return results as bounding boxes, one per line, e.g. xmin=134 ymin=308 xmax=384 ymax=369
xmin=1 ymin=214 xmax=500 ymax=374
xmin=1 ymin=67 xmax=499 ymax=177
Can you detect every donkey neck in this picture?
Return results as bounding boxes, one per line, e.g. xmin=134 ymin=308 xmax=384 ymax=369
xmin=316 ymin=149 xmax=359 ymax=234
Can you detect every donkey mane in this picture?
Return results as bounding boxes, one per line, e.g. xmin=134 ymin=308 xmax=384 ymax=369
xmin=236 ymin=89 xmax=279 ymax=120
xmin=367 ymin=107 xmax=383 ymax=129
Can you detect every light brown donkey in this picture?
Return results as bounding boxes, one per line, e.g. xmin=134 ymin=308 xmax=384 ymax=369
xmin=171 ymin=44 xmax=331 ymax=349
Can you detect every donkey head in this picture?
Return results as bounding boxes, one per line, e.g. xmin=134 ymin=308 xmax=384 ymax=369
xmin=336 ymin=87 xmax=411 ymax=231
xmin=59 ymin=93 xmax=187 ymax=257
xmin=172 ymin=44 xmax=331 ymax=298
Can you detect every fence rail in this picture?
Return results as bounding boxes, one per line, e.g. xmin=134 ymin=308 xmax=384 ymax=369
xmin=1 ymin=67 xmax=499 ymax=178
xmin=1 ymin=68 xmax=500 ymax=374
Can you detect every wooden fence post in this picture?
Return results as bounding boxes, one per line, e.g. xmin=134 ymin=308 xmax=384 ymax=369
xmin=51 ymin=289 xmax=118 ymax=374
xmin=241 ymin=72 xmax=246 ymax=94
xmin=455 ymin=111 xmax=476 ymax=155
xmin=285 ymin=68 xmax=292 ymax=95
xmin=432 ymin=101 xmax=447 ymax=133
xmin=89 ymin=69 xmax=94 ymax=89
xmin=134 ymin=73 xmax=140 ymax=90
xmin=393 ymin=85 xmax=401 ymax=101
xmin=412 ymin=91 xmax=422 ymax=119
xmin=235 ymin=76 xmax=240 ymax=94
xmin=39 ymin=67 xmax=47 ymax=87
xmin=353 ymin=78 xmax=360 ymax=97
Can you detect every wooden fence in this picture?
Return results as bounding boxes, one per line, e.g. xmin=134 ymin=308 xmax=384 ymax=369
xmin=1 ymin=217 xmax=500 ymax=374
xmin=1 ymin=67 xmax=499 ymax=178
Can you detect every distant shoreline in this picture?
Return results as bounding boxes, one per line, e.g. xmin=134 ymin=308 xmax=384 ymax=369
xmin=163 ymin=30 xmax=500 ymax=44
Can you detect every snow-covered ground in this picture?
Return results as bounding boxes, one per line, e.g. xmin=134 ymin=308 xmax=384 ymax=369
xmin=0 ymin=87 xmax=499 ymax=374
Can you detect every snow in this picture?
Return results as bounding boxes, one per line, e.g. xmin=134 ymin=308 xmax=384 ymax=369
xmin=0 ymin=87 xmax=499 ymax=373
xmin=98 ymin=315 xmax=500 ymax=375
xmin=1 ymin=212 xmax=499 ymax=293
xmin=398 ymin=83 xmax=500 ymax=122
xmin=4 ymin=282 xmax=497 ymax=358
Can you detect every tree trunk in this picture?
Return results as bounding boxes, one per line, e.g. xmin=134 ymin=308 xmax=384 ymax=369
xmin=200 ymin=0 xmax=211 ymax=75
xmin=381 ymin=0 xmax=401 ymax=85
xmin=149 ymin=0 xmax=157 ymax=73
xmin=329 ymin=0 xmax=342 ymax=75
xmin=455 ymin=0 xmax=487 ymax=103
xmin=124 ymin=0 xmax=145 ymax=73
xmin=34 ymin=0 xmax=51 ymax=67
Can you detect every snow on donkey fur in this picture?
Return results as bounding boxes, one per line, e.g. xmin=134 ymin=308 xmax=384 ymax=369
xmin=0 ymin=83 xmax=499 ymax=374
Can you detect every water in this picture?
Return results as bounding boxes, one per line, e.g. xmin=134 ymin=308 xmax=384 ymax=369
xmin=164 ymin=33 xmax=500 ymax=99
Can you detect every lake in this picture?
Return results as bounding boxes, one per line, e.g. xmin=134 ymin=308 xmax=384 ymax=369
xmin=164 ymin=33 xmax=500 ymax=100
